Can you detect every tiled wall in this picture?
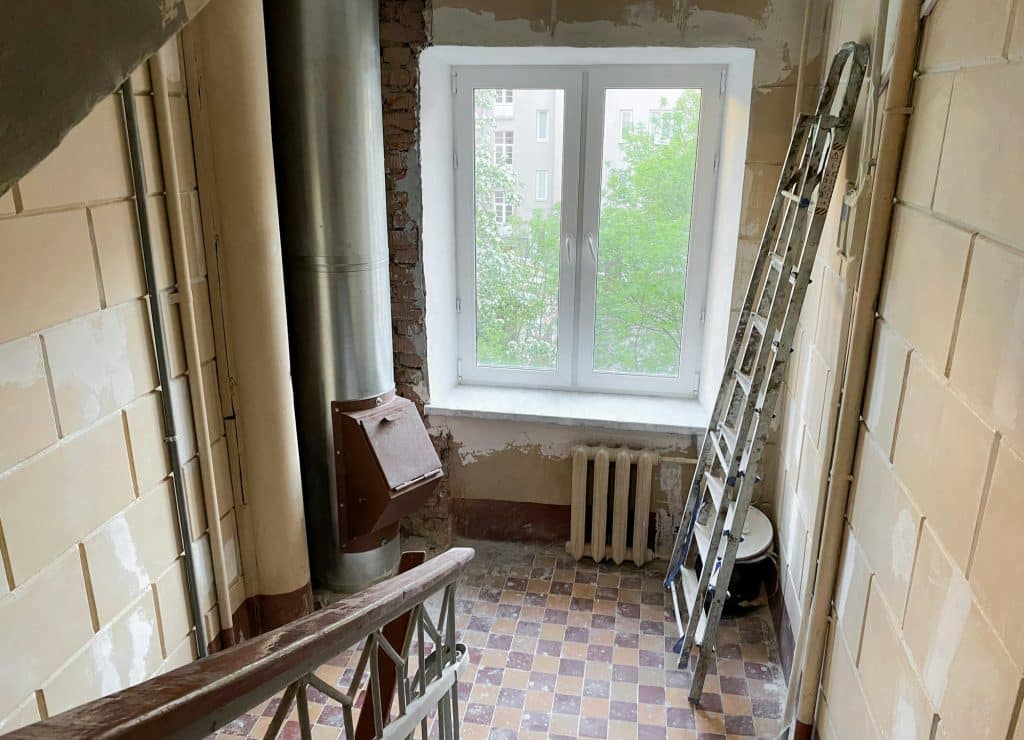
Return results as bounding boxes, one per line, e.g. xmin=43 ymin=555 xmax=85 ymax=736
xmin=0 ymin=37 xmax=243 ymax=731
xmin=798 ymin=1 xmax=1024 ymax=737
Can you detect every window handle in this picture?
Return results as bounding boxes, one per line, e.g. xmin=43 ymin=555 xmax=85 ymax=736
xmin=586 ymin=233 xmax=598 ymax=261
xmin=564 ymin=234 xmax=575 ymax=264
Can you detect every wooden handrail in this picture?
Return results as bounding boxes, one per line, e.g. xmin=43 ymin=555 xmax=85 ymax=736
xmin=11 ymin=547 xmax=475 ymax=739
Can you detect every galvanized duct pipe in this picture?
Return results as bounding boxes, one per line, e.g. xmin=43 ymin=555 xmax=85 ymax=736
xmin=264 ymin=0 xmax=400 ymax=592
xmin=120 ymin=79 xmax=208 ymax=658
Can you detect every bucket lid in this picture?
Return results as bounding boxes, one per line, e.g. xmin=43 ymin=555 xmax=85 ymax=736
xmin=696 ymin=505 xmax=774 ymax=562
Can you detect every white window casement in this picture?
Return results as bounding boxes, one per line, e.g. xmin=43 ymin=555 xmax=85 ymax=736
xmin=493 ymin=130 xmax=514 ymax=164
xmin=494 ymin=88 xmax=514 ymax=118
xmin=493 ymin=191 xmax=512 ymax=223
xmin=619 ymin=109 xmax=634 ymax=141
xmin=537 ymin=109 xmax=550 ymax=142
xmin=452 ymin=64 xmax=725 ymax=398
xmin=535 ymin=170 xmax=550 ymax=201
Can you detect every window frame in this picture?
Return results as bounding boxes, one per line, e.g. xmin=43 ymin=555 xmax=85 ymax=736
xmin=536 ymin=109 xmax=550 ymax=142
xmin=535 ymin=169 xmax=550 ymax=201
xmin=452 ymin=64 xmax=724 ymax=397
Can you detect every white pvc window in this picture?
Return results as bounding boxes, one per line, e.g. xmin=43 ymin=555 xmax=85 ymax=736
xmin=537 ymin=109 xmax=550 ymax=142
xmin=536 ymin=170 xmax=550 ymax=201
xmin=493 ymin=130 xmax=514 ymax=164
xmin=453 ymin=65 xmax=724 ymax=396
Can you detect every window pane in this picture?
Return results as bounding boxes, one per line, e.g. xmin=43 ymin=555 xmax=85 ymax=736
xmin=593 ymin=88 xmax=702 ymax=377
xmin=474 ymin=88 xmax=565 ymax=370
xmin=537 ymin=109 xmax=549 ymax=141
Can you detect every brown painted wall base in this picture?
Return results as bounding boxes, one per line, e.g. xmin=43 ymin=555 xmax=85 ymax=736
xmin=454 ymin=499 xmax=571 ymax=543
xmin=209 ymin=582 xmax=314 ymax=653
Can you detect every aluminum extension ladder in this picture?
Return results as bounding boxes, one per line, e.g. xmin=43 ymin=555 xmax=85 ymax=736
xmin=664 ymin=42 xmax=869 ymax=704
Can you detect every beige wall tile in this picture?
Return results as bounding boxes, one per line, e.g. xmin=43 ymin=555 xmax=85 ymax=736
xmin=0 ymin=337 xmax=58 ymax=470
xmin=129 ymin=62 xmax=151 ymax=94
xmin=834 ymin=527 xmax=871 ymax=662
xmin=858 ymin=580 xmax=935 ymax=739
xmin=919 ymin=0 xmax=1013 ymax=69
xmin=147 ymin=195 xmax=177 ymax=290
xmin=746 ymin=86 xmax=797 ymax=164
xmin=83 ymin=481 xmax=180 ymax=627
xmin=969 ymin=441 xmax=1024 ymax=667
xmin=191 ymin=533 xmax=217 ymax=612
xmin=796 ymin=346 xmax=830 ymax=450
xmin=0 ymin=695 xmax=41 ymax=734
xmin=0 ymin=414 xmax=134 ymax=585
xmin=896 ymin=72 xmax=953 ymax=208
xmin=157 ymin=37 xmax=187 ymax=97
xmin=850 ymin=429 xmax=921 ymax=618
xmin=194 ymin=279 xmax=217 ymax=363
xmin=135 ymin=95 xmax=165 ymax=197
xmin=170 ymin=97 xmax=198 ymax=192
xmin=880 ymin=206 xmax=970 ymax=373
xmin=212 ymin=437 xmax=234 ymax=515
xmin=90 ymin=201 xmax=145 ymax=307
xmin=125 ymin=394 xmax=170 ymax=495
xmin=44 ymin=300 xmax=157 ymax=434
xmin=739 ymin=164 xmax=782 ymax=240
xmin=0 ymin=209 xmax=100 ymax=344
xmin=183 ymin=457 xmax=208 ymax=539
xmin=158 ymin=633 xmax=197 ymax=675
xmin=170 ymin=377 xmax=197 ymax=462
xmin=163 ymin=291 xmax=189 ymax=378
xmin=43 ymin=590 xmax=163 ymax=716
xmin=17 ymin=96 xmax=132 ymax=209
xmin=182 ymin=190 xmax=207 ymax=278
xmin=949 ymin=236 xmax=1024 ymax=454
xmin=1011 ymin=3 xmax=1024 ymax=60
xmin=894 ymin=356 xmax=996 ymax=570
xmin=822 ymin=621 xmax=878 ymax=740
xmin=155 ymin=560 xmax=193 ymax=648
xmin=934 ymin=65 xmax=1024 ymax=247
xmin=0 ymin=549 xmax=93 ymax=718
xmin=812 ymin=265 xmax=847 ymax=374
xmin=202 ymin=360 xmax=225 ymax=441
xmin=220 ymin=511 xmax=241 ymax=585
xmin=794 ymin=427 xmax=823 ymax=529
xmin=862 ymin=321 xmax=910 ymax=458
xmin=902 ymin=524 xmax=1018 ymax=740
xmin=0 ymin=188 xmax=16 ymax=215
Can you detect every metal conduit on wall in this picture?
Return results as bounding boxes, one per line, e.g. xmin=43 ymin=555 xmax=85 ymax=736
xmin=120 ymin=79 xmax=208 ymax=658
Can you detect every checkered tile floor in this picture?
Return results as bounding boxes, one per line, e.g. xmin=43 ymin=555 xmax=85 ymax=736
xmin=210 ymin=539 xmax=786 ymax=739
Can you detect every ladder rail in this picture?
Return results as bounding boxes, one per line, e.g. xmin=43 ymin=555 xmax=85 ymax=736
xmin=677 ymin=115 xmax=837 ymax=662
xmin=664 ymin=113 xmax=814 ymax=586
xmin=664 ymin=40 xmax=869 ymax=705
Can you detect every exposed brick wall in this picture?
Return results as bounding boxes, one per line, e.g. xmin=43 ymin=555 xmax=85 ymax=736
xmin=380 ymin=0 xmax=452 ymax=549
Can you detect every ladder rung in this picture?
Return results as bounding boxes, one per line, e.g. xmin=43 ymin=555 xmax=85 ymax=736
xmin=703 ymin=470 xmax=727 ymax=510
xmin=720 ymin=422 xmax=738 ymax=453
xmin=678 ymin=567 xmax=707 ymax=646
xmin=780 ymin=189 xmax=800 ymax=202
xmin=769 ymin=252 xmax=785 ymax=272
xmin=710 ymin=429 xmax=730 ymax=470
xmin=734 ymin=369 xmax=753 ymax=396
xmin=750 ymin=312 xmax=768 ymax=336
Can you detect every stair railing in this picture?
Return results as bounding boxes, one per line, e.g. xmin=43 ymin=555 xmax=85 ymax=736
xmin=11 ymin=547 xmax=474 ymax=740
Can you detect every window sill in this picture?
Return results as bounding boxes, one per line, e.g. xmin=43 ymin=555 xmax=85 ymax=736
xmin=425 ymin=385 xmax=710 ymax=435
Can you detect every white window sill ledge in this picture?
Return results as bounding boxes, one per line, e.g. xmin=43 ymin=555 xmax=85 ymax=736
xmin=425 ymin=385 xmax=709 ymax=435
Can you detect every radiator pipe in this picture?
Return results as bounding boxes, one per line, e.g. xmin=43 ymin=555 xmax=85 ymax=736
xmin=150 ymin=52 xmax=235 ymax=643
xmin=120 ymin=78 xmax=208 ymax=659
xmin=788 ymin=0 xmax=925 ymax=734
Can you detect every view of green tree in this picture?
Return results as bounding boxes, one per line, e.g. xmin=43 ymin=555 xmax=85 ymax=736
xmin=472 ymin=89 xmax=700 ymax=376
xmin=473 ymin=89 xmax=560 ymax=369
xmin=594 ymin=91 xmax=700 ymax=375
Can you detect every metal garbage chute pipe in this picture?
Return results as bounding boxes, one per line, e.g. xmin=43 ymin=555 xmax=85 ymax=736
xmin=264 ymin=0 xmax=442 ymax=593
